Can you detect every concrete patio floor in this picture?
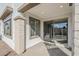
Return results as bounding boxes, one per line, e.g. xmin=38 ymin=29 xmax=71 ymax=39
xmin=21 ymin=42 xmax=49 ymax=56
xmin=44 ymin=41 xmax=68 ymax=56
xmin=0 ymin=40 xmax=69 ymax=56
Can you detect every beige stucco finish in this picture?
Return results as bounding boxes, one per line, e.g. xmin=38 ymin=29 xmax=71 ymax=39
xmin=15 ymin=18 xmax=25 ymax=54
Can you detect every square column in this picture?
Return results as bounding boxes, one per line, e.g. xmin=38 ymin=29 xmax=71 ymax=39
xmin=14 ymin=17 xmax=25 ymax=54
xmin=72 ymin=4 xmax=79 ymax=56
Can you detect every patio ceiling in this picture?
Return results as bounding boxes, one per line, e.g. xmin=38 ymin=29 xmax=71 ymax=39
xmin=0 ymin=6 xmax=13 ymax=20
xmin=0 ymin=3 xmax=12 ymax=20
xmin=18 ymin=3 xmax=40 ymax=13
xmin=27 ymin=3 xmax=72 ymax=20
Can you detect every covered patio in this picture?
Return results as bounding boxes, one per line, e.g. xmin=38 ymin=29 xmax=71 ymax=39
xmin=0 ymin=39 xmax=70 ymax=56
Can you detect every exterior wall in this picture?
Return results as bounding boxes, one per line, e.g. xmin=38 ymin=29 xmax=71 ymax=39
xmin=0 ymin=3 xmax=24 ymax=51
xmin=73 ymin=3 xmax=79 ymax=55
xmin=12 ymin=6 xmax=26 ymax=54
xmin=68 ymin=14 xmax=73 ymax=48
xmin=4 ymin=4 xmax=44 ymax=52
xmin=23 ymin=13 xmax=43 ymax=49
xmin=0 ymin=3 xmax=49 ymax=52
xmin=1 ymin=14 xmax=15 ymax=50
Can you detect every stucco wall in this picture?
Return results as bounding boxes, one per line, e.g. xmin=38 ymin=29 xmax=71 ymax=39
xmin=68 ymin=14 xmax=73 ymax=48
xmin=12 ymin=8 xmax=41 ymax=49
xmin=73 ymin=3 xmax=79 ymax=55
xmin=24 ymin=13 xmax=43 ymax=49
xmin=0 ymin=3 xmax=24 ymax=50
xmin=1 ymin=14 xmax=15 ymax=50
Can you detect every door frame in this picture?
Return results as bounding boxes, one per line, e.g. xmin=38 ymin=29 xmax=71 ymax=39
xmin=43 ymin=18 xmax=68 ymax=43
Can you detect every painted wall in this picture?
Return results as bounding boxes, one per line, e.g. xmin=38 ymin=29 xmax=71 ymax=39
xmin=23 ymin=12 xmax=43 ymax=49
xmin=0 ymin=3 xmax=24 ymax=50
xmin=68 ymin=14 xmax=73 ymax=48
xmin=0 ymin=3 xmax=43 ymax=53
xmin=1 ymin=14 xmax=15 ymax=50
xmin=73 ymin=3 xmax=79 ymax=55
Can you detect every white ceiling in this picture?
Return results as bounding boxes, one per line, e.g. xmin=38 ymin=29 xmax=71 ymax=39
xmin=27 ymin=3 xmax=72 ymax=20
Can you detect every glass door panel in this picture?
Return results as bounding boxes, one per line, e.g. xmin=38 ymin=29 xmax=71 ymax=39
xmin=44 ymin=19 xmax=68 ymax=42
xmin=53 ymin=22 xmax=68 ymax=41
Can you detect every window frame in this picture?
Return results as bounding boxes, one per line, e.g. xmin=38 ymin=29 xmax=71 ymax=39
xmin=3 ymin=14 xmax=12 ymax=39
xmin=29 ymin=17 xmax=40 ymax=38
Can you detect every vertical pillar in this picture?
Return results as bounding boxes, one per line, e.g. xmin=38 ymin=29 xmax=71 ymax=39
xmin=68 ymin=15 xmax=73 ymax=48
xmin=14 ymin=17 xmax=25 ymax=54
xmin=40 ymin=21 xmax=44 ymax=40
xmin=72 ymin=3 xmax=79 ymax=56
xmin=26 ymin=15 xmax=30 ymax=48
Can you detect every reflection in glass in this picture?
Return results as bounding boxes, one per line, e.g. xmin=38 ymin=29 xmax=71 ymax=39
xmin=29 ymin=17 xmax=40 ymax=38
xmin=44 ymin=19 xmax=68 ymax=42
xmin=4 ymin=19 xmax=12 ymax=38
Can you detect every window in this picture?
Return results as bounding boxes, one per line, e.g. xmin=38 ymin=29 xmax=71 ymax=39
xmin=29 ymin=17 xmax=40 ymax=38
xmin=4 ymin=19 xmax=12 ymax=38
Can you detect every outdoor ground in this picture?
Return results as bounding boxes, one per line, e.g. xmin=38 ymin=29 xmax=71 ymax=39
xmin=0 ymin=40 xmax=17 ymax=56
xmin=0 ymin=40 xmax=69 ymax=56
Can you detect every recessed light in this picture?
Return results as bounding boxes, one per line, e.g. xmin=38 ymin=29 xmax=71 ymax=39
xmin=60 ymin=5 xmax=63 ymax=8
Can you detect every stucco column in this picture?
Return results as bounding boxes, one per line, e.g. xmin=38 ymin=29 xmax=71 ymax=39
xmin=72 ymin=4 xmax=79 ymax=56
xmin=68 ymin=14 xmax=73 ymax=48
xmin=40 ymin=20 xmax=44 ymax=40
xmin=14 ymin=16 xmax=25 ymax=54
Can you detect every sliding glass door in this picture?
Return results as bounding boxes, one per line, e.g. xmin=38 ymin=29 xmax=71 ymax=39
xmin=44 ymin=19 xmax=68 ymax=42
xmin=53 ymin=22 xmax=68 ymax=41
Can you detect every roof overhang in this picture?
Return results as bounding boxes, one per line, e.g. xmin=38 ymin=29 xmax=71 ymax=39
xmin=0 ymin=6 xmax=13 ymax=20
xmin=18 ymin=3 xmax=40 ymax=13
